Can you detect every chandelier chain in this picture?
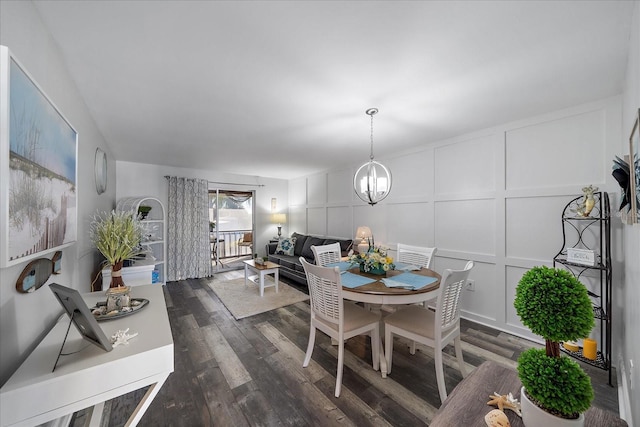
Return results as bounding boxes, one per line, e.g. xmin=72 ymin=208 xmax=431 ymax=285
xmin=366 ymin=107 xmax=378 ymax=160
xmin=370 ymin=113 xmax=375 ymax=160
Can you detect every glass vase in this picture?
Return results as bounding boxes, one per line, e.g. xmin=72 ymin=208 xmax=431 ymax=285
xmin=106 ymin=285 xmax=131 ymax=312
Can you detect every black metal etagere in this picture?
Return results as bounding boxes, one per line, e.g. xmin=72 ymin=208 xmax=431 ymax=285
xmin=553 ymin=191 xmax=612 ymax=385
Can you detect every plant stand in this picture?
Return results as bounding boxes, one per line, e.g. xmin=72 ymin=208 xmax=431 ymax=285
xmin=553 ymin=192 xmax=612 ymax=385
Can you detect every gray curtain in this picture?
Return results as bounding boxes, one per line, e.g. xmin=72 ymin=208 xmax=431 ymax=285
xmin=167 ymin=177 xmax=211 ymax=281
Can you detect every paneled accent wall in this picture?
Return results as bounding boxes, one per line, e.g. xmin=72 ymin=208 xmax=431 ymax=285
xmin=289 ymin=97 xmax=622 ymax=342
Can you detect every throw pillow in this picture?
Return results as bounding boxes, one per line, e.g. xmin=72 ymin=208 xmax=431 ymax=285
xmin=276 ymin=237 xmax=296 ymax=256
xmin=301 ymin=237 xmax=325 ymax=260
xmin=291 ymin=232 xmax=308 ymax=257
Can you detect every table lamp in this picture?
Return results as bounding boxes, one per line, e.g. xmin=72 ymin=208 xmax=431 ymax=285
xmin=355 ymin=226 xmax=373 ymax=253
xmin=271 ymin=213 xmax=287 ymax=238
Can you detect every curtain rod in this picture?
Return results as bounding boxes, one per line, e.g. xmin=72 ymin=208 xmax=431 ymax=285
xmin=164 ymin=176 xmax=265 ymax=187
xmin=209 ymin=181 xmax=265 ymax=187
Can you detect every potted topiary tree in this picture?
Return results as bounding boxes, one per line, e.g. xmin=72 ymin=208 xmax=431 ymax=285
xmin=514 ymin=266 xmax=595 ymax=427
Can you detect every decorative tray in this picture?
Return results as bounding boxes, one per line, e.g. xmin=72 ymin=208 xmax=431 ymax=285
xmin=91 ymin=298 xmax=149 ymax=321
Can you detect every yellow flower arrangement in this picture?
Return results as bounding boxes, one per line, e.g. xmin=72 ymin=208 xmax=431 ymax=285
xmin=349 ymin=245 xmax=395 ymax=273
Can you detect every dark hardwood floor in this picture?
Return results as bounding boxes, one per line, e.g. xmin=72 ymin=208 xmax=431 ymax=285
xmin=73 ymin=270 xmax=619 ymax=426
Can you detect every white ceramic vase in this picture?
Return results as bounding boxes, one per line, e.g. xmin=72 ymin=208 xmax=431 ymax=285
xmin=520 ymin=387 xmax=585 ymax=427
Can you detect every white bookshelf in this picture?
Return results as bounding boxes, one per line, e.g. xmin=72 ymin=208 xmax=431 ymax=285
xmin=115 ymin=196 xmax=167 ymax=286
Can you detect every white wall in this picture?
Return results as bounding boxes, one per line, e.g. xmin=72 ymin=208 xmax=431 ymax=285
xmin=116 ymin=161 xmax=288 ymax=258
xmin=292 ymin=95 xmax=623 ymax=352
xmin=0 ymin=1 xmax=116 ymax=385
xmin=620 ymin=2 xmax=640 ymax=425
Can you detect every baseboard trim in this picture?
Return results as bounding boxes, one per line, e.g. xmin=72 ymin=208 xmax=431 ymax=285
xmin=617 ymin=355 xmax=634 ymax=426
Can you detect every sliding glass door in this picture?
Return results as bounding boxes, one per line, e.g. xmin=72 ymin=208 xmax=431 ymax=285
xmin=209 ymin=190 xmax=254 ymax=270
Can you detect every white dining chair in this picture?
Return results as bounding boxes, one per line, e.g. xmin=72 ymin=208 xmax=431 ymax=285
xmin=384 ymin=244 xmax=438 ymax=313
xmin=384 ymin=260 xmax=474 ymax=403
xmin=311 ymin=242 xmax=342 ymax=266
xmin=396 ymin=243 xmax=436 ymax=269
xmin=300 ymin=257 xmax=380 ymax=397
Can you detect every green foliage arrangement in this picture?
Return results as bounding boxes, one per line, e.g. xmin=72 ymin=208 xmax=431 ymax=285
xmin=514 ymin=266 xmax=595 ymax=418
xmin=90 ymin=210 xmax=143 ymax=288
xmin=517 ymin=349 xmax=594 ymax=417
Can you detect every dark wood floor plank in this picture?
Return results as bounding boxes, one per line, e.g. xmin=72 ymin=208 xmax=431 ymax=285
xmin=231 ymin=380 xmax=285 ymax=427
xmin=196 ymin=360 xmax=250 ymax=427
xmin=201 ymin=323 xmax=252 ymax=389
xmin=266 ymin=350 xmax=352 ymax=426
xmin=460 ymin=330 xmax=516 ymax=359
xmin=318 ymin=340 xmax=439 ymax=422
xmin=257 ymin=320 xmax=390 ymax=427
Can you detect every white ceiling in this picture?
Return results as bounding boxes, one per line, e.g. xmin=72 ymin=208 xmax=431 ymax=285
xmin=33 ymin=1 xmax=635 ymax=180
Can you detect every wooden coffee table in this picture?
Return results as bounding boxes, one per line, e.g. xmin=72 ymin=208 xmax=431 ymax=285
xmin=243 ymin=260 xmax=280 ymax=296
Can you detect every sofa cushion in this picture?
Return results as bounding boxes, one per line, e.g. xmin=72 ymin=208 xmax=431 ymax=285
xmin=292 ymin=232 xmax=308 ymax=257
xmin=276 ymin=237 xmax=296 ymax=256
xmin=278 ymin=257 xmax=299 ymax=270
xmin=301 ymin=237 xmax=325 ymax=260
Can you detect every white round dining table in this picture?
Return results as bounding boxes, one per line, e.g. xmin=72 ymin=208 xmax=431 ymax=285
xmin=341 ymin=267 xmax=442 ymax=378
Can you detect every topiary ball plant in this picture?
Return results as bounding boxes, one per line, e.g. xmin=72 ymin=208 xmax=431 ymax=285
xmin=514 ymin=266 xmax=595 ymax=419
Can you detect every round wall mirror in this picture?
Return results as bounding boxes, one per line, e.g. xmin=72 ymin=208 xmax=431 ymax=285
xmin=95 ymin=148 xmax=107 ymax=195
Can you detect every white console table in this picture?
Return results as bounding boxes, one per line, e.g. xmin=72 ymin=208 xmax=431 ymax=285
xmin=0 ymin=284 xmax=174 ymax=427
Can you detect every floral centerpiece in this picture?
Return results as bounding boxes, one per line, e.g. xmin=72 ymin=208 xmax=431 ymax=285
xmin=349 ymin=245 xmax=395 ymax=275
xmin=90 ymin=210 xmax=144 ymax=289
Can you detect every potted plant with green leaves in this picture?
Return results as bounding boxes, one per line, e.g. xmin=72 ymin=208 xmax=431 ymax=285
xmin=90 ymin=210 xmax=144 ymax=310
xmin=514 ymin=266 xmax=595 ymax=426
xmin=138 ymin=205 xmax=152 ymax=220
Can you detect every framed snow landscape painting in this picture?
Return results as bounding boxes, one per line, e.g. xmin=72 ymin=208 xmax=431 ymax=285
xmin=0 ymin=46 xmax=77 ymax=268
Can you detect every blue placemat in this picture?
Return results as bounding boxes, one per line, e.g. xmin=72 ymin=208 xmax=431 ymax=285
xmin=382 ymin=273 xmax=438 ymax=290
xmin=394 ymin=262 xmax=421 ymax=271
xmin=340 ymin=272 xmax=377 ymax=288
xmin=326 ymin=261 xmax=353 ymax=271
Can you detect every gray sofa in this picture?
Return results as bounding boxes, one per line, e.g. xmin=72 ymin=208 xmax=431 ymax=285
xmin=266 ymin=232 xmax=354 ymax=286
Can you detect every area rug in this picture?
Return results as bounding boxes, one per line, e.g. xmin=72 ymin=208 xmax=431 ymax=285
xmin=207 ymin=277 xmax=309 ymax=320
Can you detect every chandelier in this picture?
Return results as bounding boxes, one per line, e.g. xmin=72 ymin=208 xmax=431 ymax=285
xmin=353 ymin=108 xmax=392 ymax=206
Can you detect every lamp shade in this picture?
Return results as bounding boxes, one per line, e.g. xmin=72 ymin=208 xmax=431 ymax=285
xmin=355 ymin=226 xmax=373 ymax=253
xmin=355 ymin=226 xmax=372 ymax=240
xmin=271 ymin=213 xmax=286 ymax=225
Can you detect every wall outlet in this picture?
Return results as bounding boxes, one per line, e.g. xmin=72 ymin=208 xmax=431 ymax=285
xmin=465 ymin=279 xmax=475 ymax=291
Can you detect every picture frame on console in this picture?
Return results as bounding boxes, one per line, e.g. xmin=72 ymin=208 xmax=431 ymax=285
xmin=0 ymin=46 xmax=78 ymax=267
xmin=49 ymin=283 xmax=112 ymax=372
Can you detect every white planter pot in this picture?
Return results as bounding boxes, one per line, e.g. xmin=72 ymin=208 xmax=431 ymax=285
xmin=520 ymin=386 xmax=584 ymax=427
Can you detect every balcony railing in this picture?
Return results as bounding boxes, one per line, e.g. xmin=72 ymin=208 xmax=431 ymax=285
xmin=210 ymin=229 xmax=253 ymax=260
